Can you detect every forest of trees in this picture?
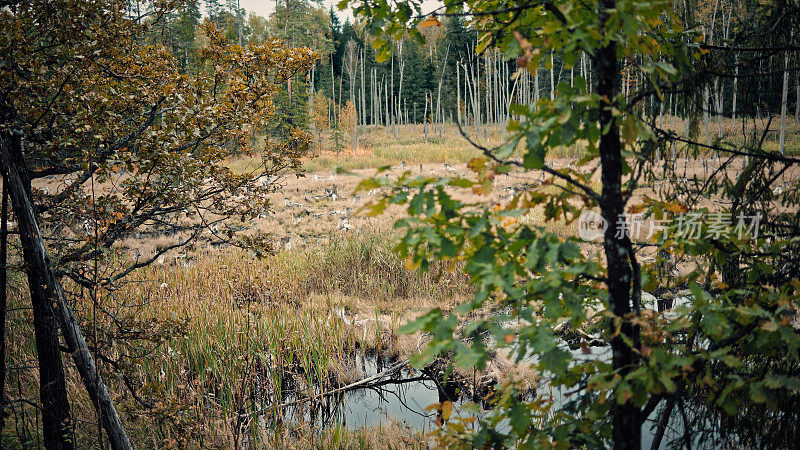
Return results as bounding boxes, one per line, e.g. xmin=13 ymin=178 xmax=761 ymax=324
xmin=2 ymin=0 xmax=800 ymax=448
xmin=156 ymin=0 xmax=799 ymax=154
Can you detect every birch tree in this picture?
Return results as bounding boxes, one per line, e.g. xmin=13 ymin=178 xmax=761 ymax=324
xmin=344 ymin=39 xmax=359 ymax=153
xmin=779 ymin=41 xmax=790 ymax=154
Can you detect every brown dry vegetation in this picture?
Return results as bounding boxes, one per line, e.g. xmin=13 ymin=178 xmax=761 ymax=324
xmin=5 ymin=119 xmax=800 ymax=448
xmin=119 ymin=118 xmax=800 ymax=262
xmin=4 ymin=237 xmax=461 ymax=446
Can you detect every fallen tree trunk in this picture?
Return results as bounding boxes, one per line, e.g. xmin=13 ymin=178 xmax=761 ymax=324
xmin=0 ymin=144 xmax=133 ymax=450
xmin=273 ymin=359 xmax=409 ymax=410
xmin=236 ymin=358 xmax=421 ymax=427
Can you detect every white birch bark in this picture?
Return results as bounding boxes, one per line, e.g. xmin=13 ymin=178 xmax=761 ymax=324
xmin=779 ymin=49 xmax=790 ymax=154
xmin=550 ymin=51 xmax=555 ymax=101
xmin=732 ymin=54 xmax=738 ymax=121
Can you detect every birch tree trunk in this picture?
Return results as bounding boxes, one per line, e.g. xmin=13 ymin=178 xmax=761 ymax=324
xmin=779 ymin=49 xmax=789 ymax=154
xmin=715 ymin=5 xmax=729 ymax=139
xmin=795 ymin=68 xmax=799 ymax=124
xmin=472 ymin=59 xmax=477 ymax=131
xmin=715 ymin=76 xmax=722 ymax=139
xmin=704 ymin=84 xmax=711 ymax=146
xmin=581 ymin=51 xmax=587 ymax=86
xmin=457 ymin=63 xmax=462 ymax=127
xmin=330 ymin=55 xmax=335 ymax=127
xmin=732 ymin=54 xmax=738 ymax=121
xmin=476 ymin=49 xmax=481 ymax=134
xmin=486 ymin=52 xmax=492 ymax=126
xmin=704 ymin=5 xmax=717 ymax=148
xmin=385 ymin=77 xmax=389 ymax=137
xmin=484 ymin=53 xmax=490 ymax=137
xmin=397 ymin=42 xmax=405 ymax=132
xmin=338 ymin=65 xmax=343 ymax=122
xmin=438 ymin=46 xmax=449 ymax=140
xmin=391 ymin=51 xmax=396 ymax=139
xmin=423 ymin=92 xmax=429 ymax=140
xmin=309 ymin=62 xmax=315 ymax=146
xmin=550 ymin=51 xmax=555 ymax=101
xmin=376 ymin=76 xmax=381 ymax=127
xmin=360 ymin=49 xmax=366 ymax=134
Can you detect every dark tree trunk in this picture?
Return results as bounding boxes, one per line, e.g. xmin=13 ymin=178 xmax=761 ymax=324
xmin=0 ymin=174 xmax=7 ymax=435
xmin=0 ymin=134 xmax=132 ymax=449
xmin=0 ymin=133 xmax=73 ymax=449
xmin=594 ymin=0 xmax=641 ymax=447
xmin=650 ymin=397 xmax=676 ymax=450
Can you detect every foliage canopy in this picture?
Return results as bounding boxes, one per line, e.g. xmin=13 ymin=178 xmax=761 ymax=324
xmin=346 ymin=0 xmax=800 ymax=447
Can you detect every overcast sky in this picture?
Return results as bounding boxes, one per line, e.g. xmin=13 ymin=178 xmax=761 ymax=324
xmin=236 ymin=0 xmax=440 ymax=23
xmin=238 ymin=0 xmax=355 ymax=21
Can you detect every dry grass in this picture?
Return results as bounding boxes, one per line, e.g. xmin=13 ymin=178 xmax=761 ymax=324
xmin=3 ymin=233 xmax=476 ymax=448
xmin=264 ymin=421 xmax=428 ymax=449
xmin=304 ymin=124 xmax=489 ymax=173
xmin=303 ymin=115 xmax=800 ymax=173
xmin=6 ymin=115 xmax=798 ymax=448
xmin=117 ymin=236 xmax=471 ymax=446
xmin=304 ymin=123 xmax=593 ymax=172
xmin=657 ymin=115 xmax=800 ymax=153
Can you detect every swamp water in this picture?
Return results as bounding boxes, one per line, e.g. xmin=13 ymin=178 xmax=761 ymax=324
xmin=281 ymin=353 xmax=483 ymax=431
xmin=257 ymin=295 xmax=755 ymax=449
xmin=271 ymin=342 xmax=714 ymax=449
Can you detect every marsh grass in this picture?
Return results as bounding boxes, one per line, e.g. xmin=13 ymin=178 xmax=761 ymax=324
xmin=121 ymin=234 xmax=469 ymax=446
xmin=264 ymin=421 xmax=428 ymax=449
xmin=303 ymin=124 xmax=492 ymax=172
xmin=304 ymin=125 xmax=595 ymax=172
xmin=3 ymin=233 xmax=470 ymax=448
xmin=300 ymin=116 xmax=800 ymax=173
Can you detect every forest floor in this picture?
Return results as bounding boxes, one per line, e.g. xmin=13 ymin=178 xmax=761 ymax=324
xmin=7 ymin=119 xmax=800 ymax=448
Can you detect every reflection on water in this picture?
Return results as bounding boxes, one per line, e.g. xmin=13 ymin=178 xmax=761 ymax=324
xmin=325 ymin=362 xmax=440 ymax=429
xmin=269 ymin=340 xmax=790 ymax=449
xmin=284 ymin=353 xmax=477 ymax=430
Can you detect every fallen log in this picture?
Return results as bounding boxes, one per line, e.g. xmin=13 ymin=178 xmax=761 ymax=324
xmin=274 ymin=359 xmax=410 ymax=410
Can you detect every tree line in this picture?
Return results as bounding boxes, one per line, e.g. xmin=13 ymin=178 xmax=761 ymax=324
xmin=150 ymin=0 xmax=799 ymax=155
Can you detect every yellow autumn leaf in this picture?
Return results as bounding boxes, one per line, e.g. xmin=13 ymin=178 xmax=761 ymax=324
xmin=665 ymin=202 xmax=689 ymax=213
xmin=441 ymin=401 xmax=453 ymax=421
xmin=420 ymin=16 xmax=442 ymax=28
xmin=501 ymin=217 xmax=518 ymax=227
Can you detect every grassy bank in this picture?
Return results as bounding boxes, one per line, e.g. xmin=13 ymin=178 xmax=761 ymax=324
xmin=295 ymin=117 xmax=800 ymax=173
xmin=301 ymin=123 xmax=594 ymax=173
xmin=3 ymin=233 xmax=470 ymax=448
